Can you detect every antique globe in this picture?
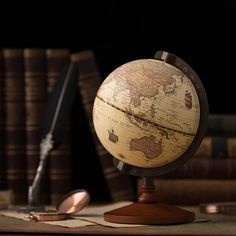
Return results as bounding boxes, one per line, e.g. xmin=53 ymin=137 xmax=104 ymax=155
xmin=93 ymin=51 xmax=208 ymax=225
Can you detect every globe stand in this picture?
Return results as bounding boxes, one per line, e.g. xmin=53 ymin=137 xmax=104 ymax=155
xmin=104 ymin=176 xmax=195 ymax=225
xmin=95 ymin=51 xmax=209 ymax=225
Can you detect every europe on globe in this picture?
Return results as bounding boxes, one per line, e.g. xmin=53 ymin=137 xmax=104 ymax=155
xmin=93 ymin=58 xmax=200 ymax=169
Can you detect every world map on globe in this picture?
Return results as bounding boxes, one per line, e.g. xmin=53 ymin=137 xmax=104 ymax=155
xmin=93 ymin=59 xmax=200 ymax=168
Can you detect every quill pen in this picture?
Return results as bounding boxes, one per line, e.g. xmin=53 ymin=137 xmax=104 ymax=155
xmin=27 ymin=62 xmax=79 ymax=209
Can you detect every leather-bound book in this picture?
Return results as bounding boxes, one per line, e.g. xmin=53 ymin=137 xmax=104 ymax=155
xmin=71 ymin=50 xmax=135 ymax=202
xmin=193 ymin=136 xmax=236 ymax=158
xmin=46 ymin=48 xmax=73 ymax=204
xmin=206 ymin=114 xmax=236 ymax=136
xmin=3 ymin=49 xmax=27 ymax=203
xmin=161 ymin=158 xmax=236 ymax=179
xmin=137 ymin=178 xmax=236 ymax=205
xmin=0 ymin=50 xmax=6 ymax=190
xmin=24 ymin=49 xmax=48 ymax=204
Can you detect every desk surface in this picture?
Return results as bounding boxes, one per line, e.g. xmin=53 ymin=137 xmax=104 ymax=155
xmin=0 ymin=207 xmax=236 ymax=236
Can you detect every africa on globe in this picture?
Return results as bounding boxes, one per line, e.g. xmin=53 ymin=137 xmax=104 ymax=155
xmin=93 ymin=58 xmax=200 ymax=169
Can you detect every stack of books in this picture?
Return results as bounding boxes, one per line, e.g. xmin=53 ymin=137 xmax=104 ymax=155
xmin=137 ymin=114 xmax=236 ymax=205
xmin=0 ymin=48 xmax=72 ymax=204
xmin=0 ymin=48 xmax=135 ymax=205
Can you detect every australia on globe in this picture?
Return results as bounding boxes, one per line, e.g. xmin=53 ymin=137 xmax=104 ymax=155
xmin=93 ymin=59 xmax=200 ymax=168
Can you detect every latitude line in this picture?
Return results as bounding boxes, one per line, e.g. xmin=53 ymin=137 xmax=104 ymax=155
xmin=96 ymin=95 xmax=196 ymax=136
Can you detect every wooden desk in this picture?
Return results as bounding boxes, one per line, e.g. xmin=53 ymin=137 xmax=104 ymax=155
xmin=0 ymin=207 xmax=236 ymax=235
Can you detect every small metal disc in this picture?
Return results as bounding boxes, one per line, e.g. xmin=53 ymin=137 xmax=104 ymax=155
xmin=56 ymin=189 xmax=90 ymax=215
xmin=200 ymin=202 xmax=236 ymax=214
xmin=28 ymin=210 xmax=67 ymax=221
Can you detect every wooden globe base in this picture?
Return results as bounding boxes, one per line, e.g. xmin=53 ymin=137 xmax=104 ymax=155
xmin=104 ymin=202 xmax=195 ymax=225
xmin=104 ymin=177 xmax=195 ymax=225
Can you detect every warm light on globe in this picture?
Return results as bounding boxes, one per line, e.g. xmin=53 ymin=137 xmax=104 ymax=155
xmin=93 ymin=58 xmax=200 ymax=169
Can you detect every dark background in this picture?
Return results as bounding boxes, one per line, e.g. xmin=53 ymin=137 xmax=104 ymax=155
xmin=1 ymin=0 xmax=236 ymax=114
xmin=1 ymin=0 xmax=236 ymax=203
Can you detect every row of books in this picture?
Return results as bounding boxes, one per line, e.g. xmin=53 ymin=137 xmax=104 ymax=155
xmin=0 ymin=48 xmax=73 ymax=204
xmin=0 ymin=48 xmax=135 ymax=204
xmin=138 ymin=167 xmax=236 ymax=205
xmin=1 ymin=48 xmax=236 ymax=206
xmin=138 ymin=178 xmax=236 ymax=205
xmin=145 ymin=114 xmax=236 ymax=205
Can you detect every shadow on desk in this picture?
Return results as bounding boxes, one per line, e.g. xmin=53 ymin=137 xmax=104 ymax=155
xmin=1 ymin=207 xmax=236 ymax=236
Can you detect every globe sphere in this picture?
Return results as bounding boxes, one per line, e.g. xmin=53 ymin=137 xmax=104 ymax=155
xmin=93 ymin=59 xmax=200 ymax=168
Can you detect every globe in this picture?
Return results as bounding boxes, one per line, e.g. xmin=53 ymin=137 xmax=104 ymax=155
xmin=93 ymin=53 xmax=207 ymax=172
xmin=92 ymin=51 xmax=208 ymax=225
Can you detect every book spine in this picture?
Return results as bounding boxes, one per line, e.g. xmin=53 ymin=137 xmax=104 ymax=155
xmin=24 ymin=49 xmax=48 ymax=204
xmin=0 ymin=50 xmax=6 ymax=190
xmin=206 ymin=114 xmax=236 ymax=136
xmin=71 ymin=50 xmax=135 ymax=201
xmin=194 ymin=136 xmax=236 ymax=158
xmin=3 ymin=49 xmax=27 ymax=203
xmin=161 ymin=158 xmax=236 ymax=179
xmin=138 ymin=179 xmax=236 ymax=205
xmin=46 ymin=48 xmax=72 ymax=204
